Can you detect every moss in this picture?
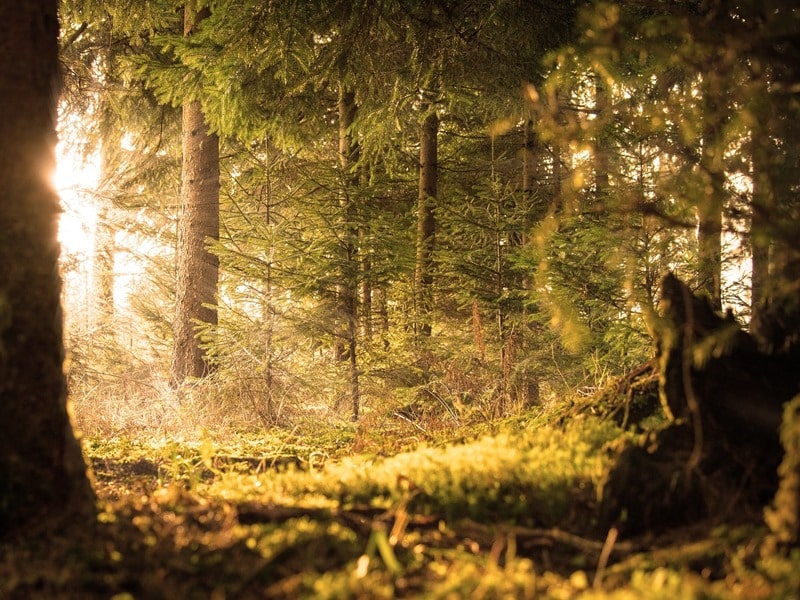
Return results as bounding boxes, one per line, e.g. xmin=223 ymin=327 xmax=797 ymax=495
xmin=765 ymin=395 xmax=800 ymax=544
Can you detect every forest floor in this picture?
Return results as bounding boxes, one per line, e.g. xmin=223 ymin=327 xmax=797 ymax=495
xmin=2 ymin=388 xmax=800 ymax=599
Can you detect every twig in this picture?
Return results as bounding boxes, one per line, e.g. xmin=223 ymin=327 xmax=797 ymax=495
xmin=593 ymin=527 xmax=619 ymax=589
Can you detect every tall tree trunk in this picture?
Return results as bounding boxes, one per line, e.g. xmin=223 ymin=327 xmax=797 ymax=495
xmin=376 ymin=286 xmax=390 ymax=351
xmin=338 ymin=83 xmax=360 ymax=421
xmin=549 ymin=89 xmax=564 ymax=211
xmin=93 ymin=203 xmax=115 ymax=331
xmin=697 ymin=78 xmax=724 ymax=312
xmin=517 ymin=119 xmax=541 ymax=405
xmin=91 ymin=56 xmax=121 ymax=334
xmin=415 ymin=108 xmax=438 ymax=338
xmin=697 ymin=175 xmax=723 ymax=312
xmin=359 ymin=220 xmax=372 ymax=343
xmin=0 ymin=0 xmax=95 ymax=531
xmin=171 ymin=4 xmax=220 ymax=385
xmin=750 ymin=144 xmax=772 ymax=339
xmin=594 ymin=76 xmax=611 ymax=201
xmin=522 ymin=119 xmax=538 ymax=199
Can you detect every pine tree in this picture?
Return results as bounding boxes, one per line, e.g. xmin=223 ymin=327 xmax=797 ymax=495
xmin=171 ymin=2 xmax=221 ymax=384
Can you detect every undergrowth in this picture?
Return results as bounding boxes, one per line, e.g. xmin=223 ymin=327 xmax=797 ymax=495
xmin=3 ymin=389 xmax=799 ymax=599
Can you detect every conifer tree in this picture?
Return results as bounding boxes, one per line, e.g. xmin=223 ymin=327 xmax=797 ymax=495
xmin=415 ymin=107 xmax=439 ymax=339
xmin=337 ymin=82 xmax=361 ymax=420
xmin=171 ymin=2 xmax=220 ymax=384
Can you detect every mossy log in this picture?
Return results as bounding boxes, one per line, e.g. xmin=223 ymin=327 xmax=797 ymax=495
xmin=601 ymin=273 xmax=800 ymax=535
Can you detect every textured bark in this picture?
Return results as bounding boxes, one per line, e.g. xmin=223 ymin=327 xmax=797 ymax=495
xmin=171 ymin=4 xmax=220 ymax=385
xmin=415 ymin=109 xmax=438 ymax=338
xmin=171 ymin=98 xmax=219 ymax=383
xmin=0 ymin=0 xmax=95 ymax=531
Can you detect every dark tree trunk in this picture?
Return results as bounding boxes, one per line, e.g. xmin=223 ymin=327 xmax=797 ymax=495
xmin=415 ymin=108 xmax=438 ymax=338
xmin=522 ymin=119 xmax=539 ymax=202
xmin=697 ymin=77 xmax=725 ymax=312
xmin=594 ymin=76 xmax=611 ymax=201
xmin=750 ymin=147 xmax=771 ymax=340
xmin=0 ymin=0 xmax=95 ymax=531
xmin=338 ymin=83 xmax=360 ymax=421
xmin=171 ymin=4 xmax=220 ymax=385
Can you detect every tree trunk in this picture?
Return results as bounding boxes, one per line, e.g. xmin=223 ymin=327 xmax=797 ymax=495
xmin=0 ymin=0 xmax=95 ymax=531
xmin=522 ymin=119 xmax=538 ymax=201
xmin=697 ymin=77 xmax=724 ymax=312
xmin=359 ymin=221 xmax=372 ymax=343
xmin=594 ymin=76 xmax=611 ymax=201
xmin=516 ymin=118 xmax=540 ymax=272
xmin=93 ymin=203 xmax=115 ymax=331
xmin=338 ymin=83 xmax=360 ymax=421
xmin=415 ymin=108 xmax=438 ymax=338
xmin=750 ymin=145 xmax=771 ymax=339
xmin=171 ymin=4 xmax=220 ymax=385
xmin=697 ymin=177 xmax=723 ymax=312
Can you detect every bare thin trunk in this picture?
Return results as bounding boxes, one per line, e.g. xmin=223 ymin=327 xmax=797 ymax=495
xmin=338 ymin=83 xmax=360 ymax=420
xmin=750 ymin=149 xmax=771 ymax=337
xmin=415 ymin=109 xmax=438 ymax=338
xmin=360 ymin=222 xmax=372 ymax=342
xmin=376 ymin=286 xmax=390 ymax=351
xmin=520 ymin=118 xmax=542 ymax=292
xmin=594 ymin=76 xmax=610 ymax=201
xmin=93 ymin=204 xmax=115 ymax=329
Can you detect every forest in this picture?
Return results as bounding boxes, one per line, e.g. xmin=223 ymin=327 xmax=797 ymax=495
xmin=1 ymin=0 xmax=799 ymax=597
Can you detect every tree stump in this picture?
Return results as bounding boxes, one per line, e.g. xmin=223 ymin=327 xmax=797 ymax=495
xmin=600 ymin=273 xmax=799 ymax=535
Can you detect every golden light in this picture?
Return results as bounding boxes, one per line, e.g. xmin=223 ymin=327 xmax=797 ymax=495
xmin=54 ymin=144 xmax=100 ymax=256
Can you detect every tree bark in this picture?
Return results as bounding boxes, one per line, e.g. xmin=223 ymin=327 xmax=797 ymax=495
xmin=171 ymin=4 xmax=220 ymax=385
xmin=415 ymin=108 xmax=438 ymax=338
xmin=0 ymin=0 xmax=95 ymax=531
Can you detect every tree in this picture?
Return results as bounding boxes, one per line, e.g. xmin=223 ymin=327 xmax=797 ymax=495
xmin=171 ymin=2 xmax=221 ymax=384
xmin=336 ymin=82 xmax=361 ymax=420
xmin=415 ymin=107 xmax=439 ymax=339
xmin=0 ymin=0 xmax=94 ymax=530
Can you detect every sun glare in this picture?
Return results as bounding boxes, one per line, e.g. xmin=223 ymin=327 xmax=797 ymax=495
xmin=54 ymin=145 xmax=101 ymax=256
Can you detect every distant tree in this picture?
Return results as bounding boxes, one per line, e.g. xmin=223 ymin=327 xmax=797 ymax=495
xmin=415 ymin=107 xmax=439 ymax=339
xmin=532 ymin=0 xmax=800 ymax=371
xmin=0 ymin=0 xmax=94 ymax=531
xmin=336 ymin=81 xmax=361 ymax=420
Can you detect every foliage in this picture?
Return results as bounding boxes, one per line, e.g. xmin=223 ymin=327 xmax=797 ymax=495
xmin=11 ymin=0 xmax=796 ymax=597
xmin=765 ymin=394 xmax=800 ymax=545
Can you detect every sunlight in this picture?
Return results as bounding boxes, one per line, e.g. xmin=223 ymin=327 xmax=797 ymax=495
xmin=54 ymin=143 xmax=101 ymax=256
